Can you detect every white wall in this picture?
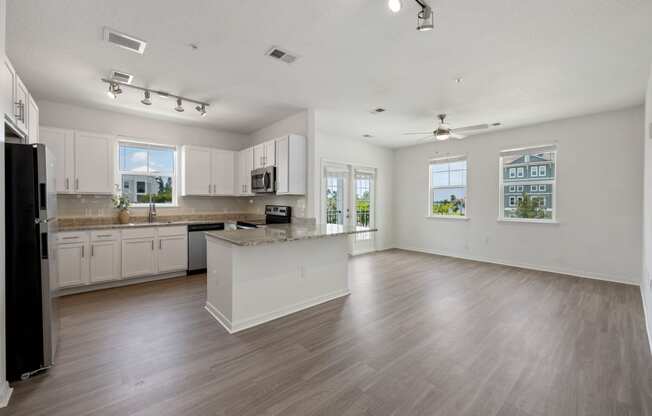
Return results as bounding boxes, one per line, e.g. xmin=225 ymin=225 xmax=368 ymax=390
xmin=249 ymin=110 xmax=308 ymax=146
xmin=38 ymin=100 xmax=254 ymax=217
xmin=394 ymin=106 xmax=644 ymax=284
xmin=0 ymin=0 xmax=9 ymax=406
xmin=312 ymin=115 xmax=395 ymax=250
xmin=642 ymin=67 xmax=652 ymax=343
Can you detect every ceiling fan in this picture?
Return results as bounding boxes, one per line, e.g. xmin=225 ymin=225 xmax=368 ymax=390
xmin=404 ymin=114 xmax=501 ymax=141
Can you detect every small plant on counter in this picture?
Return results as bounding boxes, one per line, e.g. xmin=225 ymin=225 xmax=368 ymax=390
xmin=112 ymin=194 xmax=130 ymax=211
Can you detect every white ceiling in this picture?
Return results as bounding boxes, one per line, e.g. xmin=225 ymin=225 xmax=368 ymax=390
xmin=6 ymin=0 xmax=652 ymax=146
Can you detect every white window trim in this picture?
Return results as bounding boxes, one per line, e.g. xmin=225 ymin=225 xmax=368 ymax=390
xmin=539 ymin=184 xmax=546 ymax=191
xmin=530 ymin=185 xmax=537 ymax=192
xmin=508 ymin=168 xmax=516 ymax=179
xmin=539 ymin=165 xmax=547 ymax=176
xmin=428 ymin=155 xmax=468 ymax=219
xmin=116 ymin=140 xmax=179 ymax=207
xmin=508 ymin=196 xmax=516 ymax=207
xmin=508 ymin=185 xmax=515 ymax=192
xmin=530 ymin=166 xmax=538 ymax=177
xmin=498 ymin=145 xmax=557 ymax=223
xmin=516 ymin=167 xmax=525 ymax=178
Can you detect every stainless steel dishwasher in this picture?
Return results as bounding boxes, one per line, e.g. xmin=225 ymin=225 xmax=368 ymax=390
xmin=188 ymin=223 xmax=224 ymax=273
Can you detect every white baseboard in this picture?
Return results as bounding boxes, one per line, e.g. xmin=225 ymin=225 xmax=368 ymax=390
xmin=0 ymin=381 xmax=12 ymax=408
xmin=205 ymin=289 xmax=350 ymax=334
xmin=640 ymin=288 xmax=652 ymax=354
xmin=397 ymin=246 xmax=639 ymax=286
xmin=55 ymin=271 xmax=188 ymax=297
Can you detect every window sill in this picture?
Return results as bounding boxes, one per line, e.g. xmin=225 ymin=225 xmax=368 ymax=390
xmin=497 ymin=218 xmax=559 ymax=224
xmin=426 ymin=215 xmax=469 ymax=221
xmin=129 ymin=204 xmax=178 ymax=209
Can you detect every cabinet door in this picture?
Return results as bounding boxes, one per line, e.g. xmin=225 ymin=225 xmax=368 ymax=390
xmin=238 ymin=147 xmax=254 ymax=195
xmin=121 ymin=238 xmax=156 ymax=278
xmin=39 ymin=127 xmax=75 ymax=193
xmin=1 ymin=58 xmax=16 ymax=124
xmin=253 ymin=144 xmax=265 ymax=170
xmin=74 ymin=131 xmax=114 ymax=194
xmin=89 ymin=240 xmax=121 ymax=283
xmin=275 ymin=136 xmax=289 ymax=194
xmin=157 ymin=235 xmax=188 ymax=273
xmin=57 ymin=243 xmax=89 ymax=287
xmin=211 ymin=149 xmax=235 ymax=195
xmin=182 ymin=146 xmax=212 ymax=195
xmin=264 ymin=140 xmax=276 ymax=167
xmin=14 ymin=76 xmax=28 ymax=133
xmin=27 ymin=95 xmax=39 ymax=144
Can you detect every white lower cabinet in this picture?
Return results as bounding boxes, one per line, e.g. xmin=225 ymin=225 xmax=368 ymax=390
xmin=57 ymin=226 xmax=188 ymax=290
xmin=57 ymin=241 xmax=89 ymax=288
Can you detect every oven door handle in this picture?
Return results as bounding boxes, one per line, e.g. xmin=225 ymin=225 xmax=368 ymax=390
xmin=263 ymin=172 xmax=271 ymax=190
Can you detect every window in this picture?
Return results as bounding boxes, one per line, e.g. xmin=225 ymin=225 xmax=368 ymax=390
xmin=509 ymin=185 xmax=515 ymax=192
xmin=500 ymin=145 xmax=556 ymax=221
xmin=517 ymin=167 xmax=524 ymax=178
xmin=429 ymin=157 xmax=467 ymax=217
xmin=118 ymin=142 xmax=177 ymax=205
xmin=509 ymin=168 xmax=516 ymax=179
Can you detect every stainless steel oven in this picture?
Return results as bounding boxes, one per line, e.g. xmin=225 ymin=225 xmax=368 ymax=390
xmin=251 ymin=166 xmax=276 ymax=193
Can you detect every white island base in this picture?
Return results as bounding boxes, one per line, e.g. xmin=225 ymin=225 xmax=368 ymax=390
xmin=205 ymin=234 xmax=350 ymax=333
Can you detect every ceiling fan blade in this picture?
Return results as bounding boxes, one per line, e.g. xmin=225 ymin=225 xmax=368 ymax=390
xmin=451 ymin=133 xmax=465 ymax=140
xmin=417 ymin=135 xmax=435 ymax=142
xmin=403 ymin=132 xmax=432 ymax=135
xmin=452 ymin=124 xmax=489 ymax=133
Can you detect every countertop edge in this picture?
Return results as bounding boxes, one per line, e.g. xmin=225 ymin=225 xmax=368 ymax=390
xmin=205 ymin=227 xmax=378 ymax=247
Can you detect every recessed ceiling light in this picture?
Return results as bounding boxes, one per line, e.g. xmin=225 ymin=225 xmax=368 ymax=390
xmin=388 ymin=0 xmax=402 ymax=12
xmin=362 ymin=134 xmax=373 ymax=138
xmin=371 ymin=107 xmax=386 ymax=114
xmin=455 ymin=77 xmax=463 ymax=84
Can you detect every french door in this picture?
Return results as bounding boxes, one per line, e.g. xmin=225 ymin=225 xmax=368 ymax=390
xmin=322 ymin=163 xmax=376 ymax=255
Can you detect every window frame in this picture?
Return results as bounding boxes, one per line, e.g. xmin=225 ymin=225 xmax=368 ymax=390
xmin=427 ymin=155 xmax=469 ymax=220
xmin=539 ymin=165 xmax=547 ymax=177
xmin=530 ymin=166 xmax=538 ymax=177
xmin=498 ymin=145 xmax=558 ymax=223
xmin=116 ymin=139 xmax=179 ymax=207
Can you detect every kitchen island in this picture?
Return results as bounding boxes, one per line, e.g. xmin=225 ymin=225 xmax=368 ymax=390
xmin=204 ymin=223 xmax=377 ymax=333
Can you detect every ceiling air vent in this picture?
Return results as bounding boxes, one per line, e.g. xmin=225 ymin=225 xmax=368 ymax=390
xmin=266 ymin=46 xmax=298 ymax=64
xmin=110 ymin=70 xmax=133 ymax=84
xmin=104 ymin=27 xmax=147 ymax=54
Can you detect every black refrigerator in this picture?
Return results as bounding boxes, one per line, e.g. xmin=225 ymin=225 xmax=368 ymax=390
xmin=4 ymin=139 xmax=59 ymax=382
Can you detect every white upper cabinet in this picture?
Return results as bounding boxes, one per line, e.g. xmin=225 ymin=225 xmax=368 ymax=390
xmin=39 ymin=127 xmax=75 ymax=193
xmin=211 ymin=149 xmax=235 ymax=195
xmin=27 ymin=94 xmax=39 ymax=144
xmin=14 ymin=75 xmax=28 ymax=133
xmin=238 ymin=147 xmax=254 ymax=195
xmin=182 ymin=146 xmax=212 ymax=196
xmin=1 ymin=58 xmax=16 ymax=125
xmin=253 ymin=139 xmax=276 ymax=169
xmin=181 ymin=145 xmax=235 ymax=196
xmin=74 ymin=131 xmax=114 ymax=194
xmin=275 ymin=135 xmax=306 ymax=195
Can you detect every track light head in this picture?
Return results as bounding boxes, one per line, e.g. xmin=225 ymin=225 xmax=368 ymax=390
xmin=141 ymin=90 xmax=152 ymax=106
xmin=175 ymin=98 xmax=184 ymax=112
xmin=107 ymin=82 xmax=121 ymax=99
xmin=388 ymin=0 xmax=402 ymax=12
xmin=416 ymin=5 xmax=434 ymax=31
xmin=195 ymin=104 xmax=207 ymax=117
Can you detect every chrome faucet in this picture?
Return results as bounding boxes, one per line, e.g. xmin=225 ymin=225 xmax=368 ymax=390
xmin=148 ymin=201 xmax=157 ymax=223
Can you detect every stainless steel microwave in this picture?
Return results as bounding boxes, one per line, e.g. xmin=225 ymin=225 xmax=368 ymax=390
xmin=251 ymin=166 xmax=276 ymax=193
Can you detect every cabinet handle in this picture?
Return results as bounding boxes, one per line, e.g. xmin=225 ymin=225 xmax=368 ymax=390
xmin=208 ymin=184 xmax=211 ymax=194
xmin=159 ymin=240 xmax=162 ymax=250
xmin=91 ymin=245 xmax=94 ymax=257
xmin=81 ymin=246 xmax=85 ymax=258
xmin=65 ymin=178 xmax=69 ymax=190
xmin=96 ymin=234 xmax=112 ymax=238
xmin=213 ymin=184 xmax=216 ymax=193
xmin=62 ymin=236 xmax=78 ymax=240
xmin=151 ymin=241 xmax=154 ymax=251
xmin=75 ymin=178 xmax=79 ymax=190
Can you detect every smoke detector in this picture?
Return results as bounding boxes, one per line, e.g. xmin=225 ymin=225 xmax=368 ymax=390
xmin=266 ymin=46 xmax=298 ymax=64
xmin=110 ymin=70 xmax=133 ymax=84
xmin=104 ymin=27 xmax=147 ymax=54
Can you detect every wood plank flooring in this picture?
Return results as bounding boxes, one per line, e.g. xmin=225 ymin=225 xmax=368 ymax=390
xmin=2 ymin=249 xmax=652 ymax=416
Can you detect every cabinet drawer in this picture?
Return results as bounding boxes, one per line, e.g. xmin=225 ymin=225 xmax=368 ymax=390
xmin=56 ymin=231 xmax=89 ymax=243
xmin=121 ymin=227 xmax=156 ymax=239
xmin=90 ymin=230 xmax=120 ymax=241
xmin=157 ymin=225 xmax=187 ymax=237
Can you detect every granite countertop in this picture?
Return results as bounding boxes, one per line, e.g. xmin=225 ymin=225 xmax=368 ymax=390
xmin=205 ymin=223 xmax=378 ymax=246
xmin=58 ymin=220 xmax=238 ymax=231
xmin=58 ymin=214 xmax=267 ymax=231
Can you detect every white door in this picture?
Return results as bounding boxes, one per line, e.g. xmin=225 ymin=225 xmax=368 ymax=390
xmin=27 ymin=95 xmax=39 ymax=144
xmin=121 ymin=238 xmax=156 ymax=278
xmin=39 ymin=127 xmax=75 ymax=193
xmin=323 ymin=165 xmax=350 ymax=226
xmin=183 ymin=146 xmax=212 ymax=195
xmin=211 ymin=149 xmax=235 ymax=195
xmin=253 ymin=144 xmax=265 ymax=170
xmin=264 ymin=140 xmax=276 ymax=167
xmin=157 ymin=235 xmax=188 ymax=273
xmin=89 ymin=241 xmax=121 ymax=283
xmin=75 ymin=131 xmax=114 ymax=194
xmin=57 ymin=243 xmax=89 ymax=287
xmin=352 ymin=170 xmax=376 ymax=254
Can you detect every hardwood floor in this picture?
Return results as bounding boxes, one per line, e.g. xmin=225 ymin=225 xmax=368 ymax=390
xmin=2 ymin=249 xmax=652 ymax=416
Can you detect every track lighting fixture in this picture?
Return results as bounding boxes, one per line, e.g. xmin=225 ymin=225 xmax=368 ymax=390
xmin=175 ymin=98 xmax=184 ymax=112
xmin=141 ymin=90 xmax=152 ymax=106
xmin=389 ymin=0 xmax=435 ymax=31
xmin=101 ymin=78 xmax=209 ymax=116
